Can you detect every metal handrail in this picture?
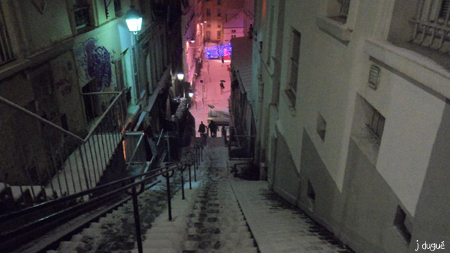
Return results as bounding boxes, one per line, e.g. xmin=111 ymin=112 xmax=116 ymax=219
xmin=0 ymin=153 xmax=200 ymax=253
xmin=0 ymin=90 xmax=126 ymax=207
xmin=125 ymin=133 xmax=145 ymax=167
xmin=83 ymin=91 xmax=123 ymax=142
xmin=0 ymin=163 xmax=173 ymax=223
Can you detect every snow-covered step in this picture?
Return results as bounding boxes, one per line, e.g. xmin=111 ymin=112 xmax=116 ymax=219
xmin=56 ymin=241 xmax=85 ymax=252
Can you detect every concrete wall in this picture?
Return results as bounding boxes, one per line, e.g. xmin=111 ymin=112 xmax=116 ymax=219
xmin=413 ymin=102 xmax=450 ymax=247
xmin=18 ymin=0 xmax=72 ymax=54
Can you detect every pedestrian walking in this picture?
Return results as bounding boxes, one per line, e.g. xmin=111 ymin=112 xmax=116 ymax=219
xmin=220 ymin=81 xmax=225 ymax=94
xmin=198 ymin=121 xmax=206 ymax=137
xmin=209 ymin=120 xmax=218 ymax=137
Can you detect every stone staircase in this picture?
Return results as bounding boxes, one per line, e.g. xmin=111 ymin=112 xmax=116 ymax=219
xmin=46 ymin=173 xmax=183 ymax=253
xmin=181 ymin=175 xmax=257 ymax=252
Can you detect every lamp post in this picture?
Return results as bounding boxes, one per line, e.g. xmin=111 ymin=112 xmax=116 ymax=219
xmin=125 ymin=5 xmax=142 ymax=34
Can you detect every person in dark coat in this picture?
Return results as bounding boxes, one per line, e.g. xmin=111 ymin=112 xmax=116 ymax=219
xmin=198 ymin=121 xmax=206 ymax=136
xmin=220 ymin=81 xmax=225 ymax=94
xmin=209 ymin=120 xmax=218 ymax=137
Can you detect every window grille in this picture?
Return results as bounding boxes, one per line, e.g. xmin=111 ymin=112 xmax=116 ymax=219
xmin=410 ymin=0 xmax=450 ymax=51
xmin=0 ymin=8 xmax=14 ymax=65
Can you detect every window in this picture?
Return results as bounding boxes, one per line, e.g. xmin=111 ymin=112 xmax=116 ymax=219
xmin=351 ymin=94 xmax=385 ymax=165
xmin=316 ymin=0 xmax=353 ymax=42
xmin=231 ymin=29 xmax=236 ymax=33
xmin=266 ymin=6 xmax=275 ymax=64
xmin=217 ymin=31 xmax=221 ymax=40
xmin=207 ymin=23 xmax=211 ymax=28
xmin=206 ymin=8 xmax=211 ymax=17
xmin=307 ymin=180 xmax=316 ymax=211
xmin=114 ymin=0 xmax=121 ymax=12
xmin=0 ymin=6 xmax=14 ymax=65
xmin=74 ymin=1 xmax=91 ymax=29
xmin=394 ymin=206 xmax=412 ymax=244
xmin=317 ymin=114 xmax=327 ymax=141
xmin=231 ymin=35 xmax=237 ymax=39
xmin=217 ymin=0 xmax=221 ymax=5
xmin=285 ymin=29 xmax=301 ymax=107
xmin=327 ymin=0 xmax=350 ymax=24
xmin=217 ymin=8 xmax=221 ymax=17
xmin=367 ymin=108 xmax=385 ymax=144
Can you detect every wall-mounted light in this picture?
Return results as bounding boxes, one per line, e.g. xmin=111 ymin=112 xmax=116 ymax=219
xmin=177 ymin=73 xmax=184 ymax=81
xmin=125 ymin=5 xmax=142 ymax=34
xmin=188 ymin=89 xmax=194 ymax=98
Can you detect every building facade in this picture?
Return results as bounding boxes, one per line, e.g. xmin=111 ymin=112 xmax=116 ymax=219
xmin=0 ymin=0 xmax=182 ymax=193
xmin=252 ymin=0 xmax=450 ymax=252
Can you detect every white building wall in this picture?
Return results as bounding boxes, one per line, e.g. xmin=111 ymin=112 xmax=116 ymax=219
xmin=255 ymin=0 xmax=450 ymax=251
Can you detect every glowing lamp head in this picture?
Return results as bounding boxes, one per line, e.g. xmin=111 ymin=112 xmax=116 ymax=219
xmin=177 ymin=73 xmax=184 ymax=81
xmin=125 ymin=6 xmax=143 ymax=34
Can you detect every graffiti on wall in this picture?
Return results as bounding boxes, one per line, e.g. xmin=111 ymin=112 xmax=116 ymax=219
xmin=74 ymin=38 xmax=112 ymax=91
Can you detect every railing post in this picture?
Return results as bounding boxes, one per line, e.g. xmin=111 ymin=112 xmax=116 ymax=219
xmin=163 ymin=168 xmax=175 ymax=221
xmin=192 ymin=154 xmax=197 ymax=182
xmin=178 ymin=163 xmax=185 ymax=200
xmin=188 ymin=160 xmax=192 ymax=190
xmin=131 ymin=186 xmax=143 ymax=253
xmin=126 ymin=181 xmax=145 ymax=253
xmin=166 ymin=134 xmax=171 ymax=162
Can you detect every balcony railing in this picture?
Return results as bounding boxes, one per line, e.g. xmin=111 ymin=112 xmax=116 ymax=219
xmin=0 ymin=91 xmax=127 ymax=213
xmin=410 ymin=0 xmax=450 ymax=51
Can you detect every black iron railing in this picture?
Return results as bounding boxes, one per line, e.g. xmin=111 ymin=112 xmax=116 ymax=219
xmin=0 ymin=151 xmax=200 ymax=253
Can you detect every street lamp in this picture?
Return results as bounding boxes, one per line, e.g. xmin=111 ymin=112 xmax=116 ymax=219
xmin=188 ymin=89 xmax=194 ymax=98
xmin=125 ymin=5 xmax=142 ymax=34
xmin=177 ymin=73 xmax=184 ymax=81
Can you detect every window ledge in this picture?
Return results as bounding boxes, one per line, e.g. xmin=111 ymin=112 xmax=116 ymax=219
xmin=350 ymin=132 xmax=380 ymax=166
xmin=316 ymin=16 xmax=352 ymax=43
